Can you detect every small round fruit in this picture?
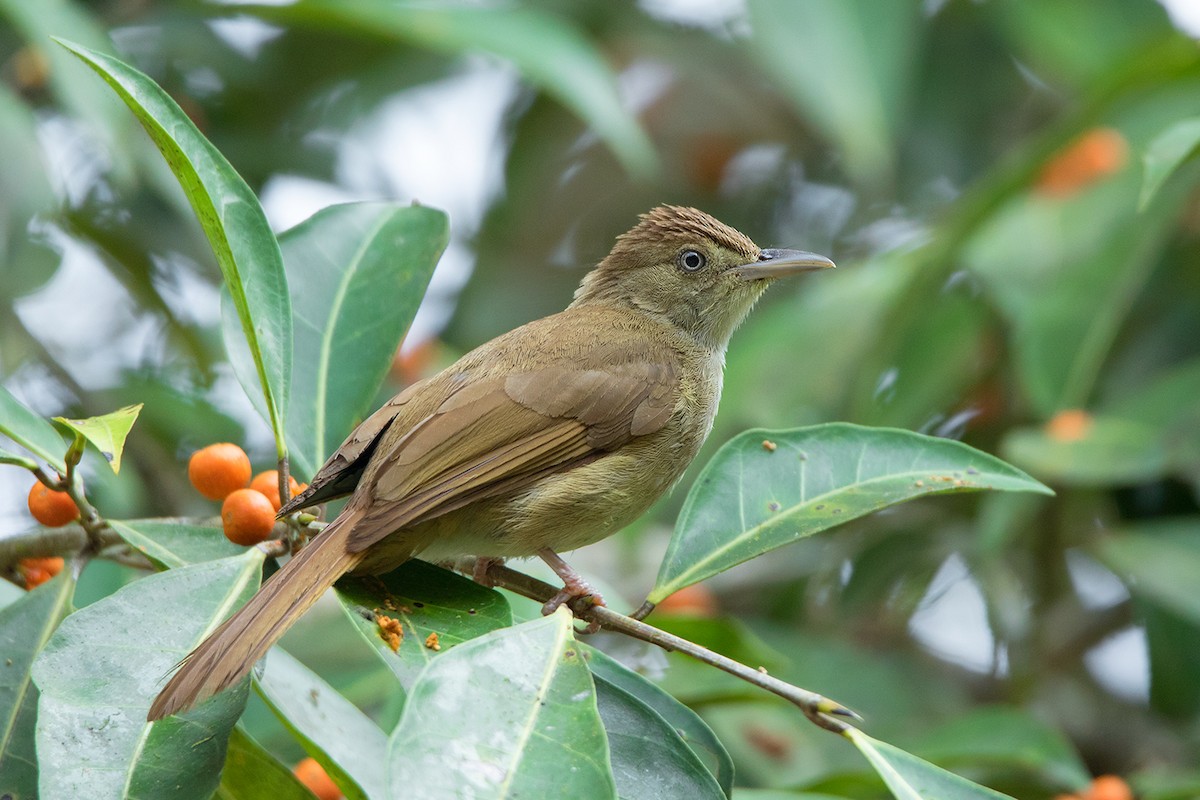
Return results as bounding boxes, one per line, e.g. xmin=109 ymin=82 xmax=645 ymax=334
xmin=27 ymin=482 xmax=79 ymax=527
xmin=22 ymin=566 xmax=52 ymax=590
xmin=22 ymin=556 xmax=65 ymax=577
xmin=250 ymin=470 xmax=301 ymax=512
xmin=293 ymin=757 xmax=341 ymax=800
xmin=1089 ymin=776 xmax=1133 ymax=800
xmin=188 ymin=443 xmax=252 ymax=501
xmin=221 ymin=488 xmax=277 ymax=546
xmin=656 ymin=584 xmax=719 ymax=616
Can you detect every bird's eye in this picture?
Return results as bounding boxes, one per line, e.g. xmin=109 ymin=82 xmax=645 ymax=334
xmin=678 ymin=250 xmax=706 ymax=273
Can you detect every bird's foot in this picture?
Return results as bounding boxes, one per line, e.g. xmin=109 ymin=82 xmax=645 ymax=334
xmin=538 ymin=548 xmax=604 ymax=633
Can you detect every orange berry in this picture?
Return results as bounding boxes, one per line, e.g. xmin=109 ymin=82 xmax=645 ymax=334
xmin=22 ymin=567 xmax=52 ymax=590
xmin=292 ymin=757 xmax=341 ymax=800
xmin=249 ymin=470 xmax=301 ymax=512
xmin=1036 ymin=127 xmax=1128 ymax=198
xmin=221 ymin=488 xmax=277 ymax=546
xmin=1046 ymin=409 xmax=1093 ymax=442
xmin=656 ymin=584 xmax=719 ymax=617
xmin=188 ymin=443 xmax=252 ymax=501
xmin=1089 ymin=775 xmax=1133 ymax=800
xmin=22 ymin=556 xmax=64 ymax=577
xmin=27 ymin=482 xmax=79 ymax=527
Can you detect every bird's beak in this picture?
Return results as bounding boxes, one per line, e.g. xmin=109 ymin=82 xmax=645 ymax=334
xmin=731 ymin=248 xmax=836 ymax=281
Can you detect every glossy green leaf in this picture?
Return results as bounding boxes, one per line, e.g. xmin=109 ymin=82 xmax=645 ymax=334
xmin=253 ymin=0 xmax=656 ymax=177
xmin=53 ymin=403 xmax=142 ymax=474
xmin=335 ymin=559 xmax=511 ymax=688
xmin=387 ymin=608 xmax=614 ymax=799
xmin=586 ymin=647 xmax=733 ymax=797
xmin=1140 ymin=117 xmax=1200 ymax=208
xmin=0 ymin=386 xmax=66 ymax=472
xmin=748 ymin=0 xmax=919 ymax=183
xmin=215 ymin=726 xmax=316 ymax=800
xmin=1002 ymin=416 xmax=1167 ymax=486
xmin=915 ymin=707 xmax=1090 ymax=790
xmin=57 ymin=40 xmax=292 ymax=455
xmin=256 ymin=648 xmax=386 ymax=800
xmin=845 ymin=729 xmax=1016 ymax=800
xmin=108 ymin=519 xmax=246 ymax=570
xmin=33 ymin=551 xmax=264 ymax=800
xmin=0 ymin=571 xmax=75 ymax=800
xmin=651 ymin=424 xmax=1052 ymax=603
xmin=594 ymin=672 xmax=724 ymax=800
xmin=1092 ymin=521 xmax=1200 ymax=625
xmin=282 ymin=202 xmax=448 ymax=477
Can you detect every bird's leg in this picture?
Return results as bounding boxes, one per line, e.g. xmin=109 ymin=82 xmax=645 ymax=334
xmin=537 ymin=548 xmax=605 ymax=621
xmin=453 ymin=556 xmax=506 ymax=588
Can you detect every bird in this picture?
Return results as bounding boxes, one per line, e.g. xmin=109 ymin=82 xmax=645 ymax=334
xmin=148 ymin=205 xmax=834 ymax=720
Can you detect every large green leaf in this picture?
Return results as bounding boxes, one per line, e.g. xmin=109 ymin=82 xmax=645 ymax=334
xmin=387 ymin=608 xmax=615 ymax=799
xmin=57 ymin=40 xmax=292 ymax=456
xmin=53 ymin=403 xmax=142 ymax=474
xmin=0 ymin=386 xmax=67 ymax=472
xmin=281 ymin=202 xmax=448 ymax=477
xmin=1140 ymin=116 xmax=1200 ymax=208
xmin=336 ymin=559 xmax=512 ymax=688
xmin=845 ymin=729 xmax=1016 ymax=800
xmin=1092 ymin=521 xmax=1200 ymax=625
xmin=256 ymin=648 xmax=386 ymax=800
xmin=586 ymin=647 xmax=733 ymax=797
xmin=748 ymin=0 xmax=919 ymax=183
xmin=108 ymin=519 xmax=246 ymax=570
xmin=650 ymin=424 xmax=1052 ymax=603
xmin=1001 ymin=416 xmax=1167 ymax=486
xmin=594 ymin=672 xmax=724 ymax=800
xmin=216 ymin=726 xmax=316 ymax=800
xmin=0 ymin=571 xmax=75 ymax=800
xmin=33 ymin=551 xmax=264 ymax=800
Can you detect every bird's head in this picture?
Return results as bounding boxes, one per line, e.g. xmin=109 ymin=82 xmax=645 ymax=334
xmin=573 ymin=206 xmax=833 ymax=349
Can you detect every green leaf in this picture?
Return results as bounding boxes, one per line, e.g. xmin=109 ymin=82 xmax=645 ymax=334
xmin=56 ymin=39 xmax=292 ymax=456
xmin=747 ymin=0 xmax=919 ymax=183
xmin=53 ymin=403 xmax=142 ymax=474
xmin=1140 ymin=117 xmax=1200 ymax=208
xmin=0 ymin=571 xmax=75 ymax=800
xmin=335 ymin=559 xmax=512 ymax=688
xmin=1001 ymin=416 xmax=1168 ymax=486
xmin=0 ymin=386 xmax=67 ymax=472
xmin=33 ymin=551 xmax=264 ymax=800
xmin=650 ymin=424 xmax=1052 ymax=603
xmin=1092 ymin=521 xmax=1200 ymax=625
xmin=216 ymin=726 xmax=317 ymax=800
xmin=914 ymin=707 xmax=1090 ymax=790
xmin=282 ymin=202 xmax=448 ymax=477
xmin=593 ymin=672 xmax=725 ymax=800
xmin=256 ymin=648 xmax=386 ymax=800
xmin=586 ymin=647 xmax=733 ymax=797
xmin=253 ymin=0 xmax=656 ymax=177
xmin=845 ymin=729 xmax=1016 ymax=800
xmin=108 ymin=518 xmax=246 ymax=570
xmin=387 ymin=608 xmax=615 ymax=799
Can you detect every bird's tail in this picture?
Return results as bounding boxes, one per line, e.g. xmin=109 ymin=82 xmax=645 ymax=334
xmin=147 ymin=507 xmax=367 ymax=720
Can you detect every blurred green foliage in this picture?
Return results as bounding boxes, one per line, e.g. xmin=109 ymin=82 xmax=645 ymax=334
xmin=3 ymin=1 xmax=1200 ymax=798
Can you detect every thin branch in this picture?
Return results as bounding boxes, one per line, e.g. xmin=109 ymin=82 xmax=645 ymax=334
xmin=462 ymin=557 xmax=859 ymax=733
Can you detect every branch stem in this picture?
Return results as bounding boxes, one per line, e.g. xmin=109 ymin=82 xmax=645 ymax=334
xmin=464 ymin=557 xmax=857 ymax=733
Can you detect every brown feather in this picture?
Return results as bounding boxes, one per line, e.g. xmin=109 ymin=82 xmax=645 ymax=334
xmin=147 ymin=508 xmax=370 ymax=720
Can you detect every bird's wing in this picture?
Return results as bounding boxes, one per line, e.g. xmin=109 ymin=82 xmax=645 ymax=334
xmin=279 ymin=378 xmax=430 ymax=516
xmin=344 ymin=359 xmax=679 ymax=552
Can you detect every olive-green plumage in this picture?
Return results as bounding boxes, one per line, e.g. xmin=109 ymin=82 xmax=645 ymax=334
xmin=147 ymin=205 xmax=833 ymax=720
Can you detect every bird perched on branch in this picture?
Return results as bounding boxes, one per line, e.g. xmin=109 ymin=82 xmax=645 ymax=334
xmin=149 ymin=205 xmax=834 ymax=720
